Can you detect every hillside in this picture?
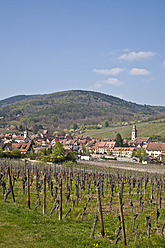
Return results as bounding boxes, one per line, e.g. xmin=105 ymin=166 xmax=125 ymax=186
xmin=0 ymin=90 xmax=165 ymax=133
xmin=81 ymin=120 xmax=165 ymax=140
xmin=0 ymin=94 xmax=39 ymax=108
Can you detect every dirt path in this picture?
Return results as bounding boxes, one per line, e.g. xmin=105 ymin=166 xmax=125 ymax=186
xmin=78 ymin=160 xmax=165 ymax=175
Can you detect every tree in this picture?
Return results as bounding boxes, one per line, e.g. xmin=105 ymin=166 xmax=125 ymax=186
xmin=31 ymin=139 xmax=35 ymax=145
xmin=33 ymin=124 xmax=43 ymax=134
xmin=131 ymin=150 xmax=136 ymax=158
xmin=115 ymin=133 xmax=123 ymax=147
xmin=141 ymin=148 xmax=147 ymax=158
xmin=30 ymin=146 xmax=35 ymax=156
xmin=0 ymin=147 xmax=3 ymax=158
xmin=104 ymin=121 xmax=109 ymax=127
xmin=73 ymin=123 xmax=78 ymax=130
xmin=66 ymin=151 xmax=76 ymax=162
xmin=52 ymin=141 xmax=65 ymax=157
xmin=86 ymin=148 xmax=90 ymax=156
xmin=136 ymin=148 xmax=141 ymax=158
xmin=58 ymin=130 xmax=66 ymax=136
xmin=136 ymin=148 xmax=147 ymax=159
xmin=10 ymin=149 xmax=21 ymax=158
xmin=18 ymin=124 xmax=24 ymax=131
xmin=82 ymin=144 xmax=86 ymax=155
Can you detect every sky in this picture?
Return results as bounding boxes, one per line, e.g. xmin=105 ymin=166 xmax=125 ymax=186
xmin=0 ymin=0 xmax=165 ymax=106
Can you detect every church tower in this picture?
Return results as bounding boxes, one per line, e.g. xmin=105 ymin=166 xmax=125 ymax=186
xmin=131 ymin=125 xmax=137 ymax=140
xmin=24 ymin=126 xmax=31 ymax=142
xmin=24 ymin=127 xmax=28 ymax=140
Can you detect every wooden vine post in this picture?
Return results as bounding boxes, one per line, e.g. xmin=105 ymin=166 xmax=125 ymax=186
xmin=59 ymin=177 xmax=62 ymax=220
xmin=96 ymin=186 xmax=104 ymax=237
xmin=8 ymin=166 xmax=15 ymax=203
xmin=43 ymin=173 xmax=46 ymax=215
xmin=118 ymin=192 xmax=126 ymax=246
xmin=27 ymin=168 xmax=30 ymax=209
xmin=10 ymin=162 xmax=12 ymax=177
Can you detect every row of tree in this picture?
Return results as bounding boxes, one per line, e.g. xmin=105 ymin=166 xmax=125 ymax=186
xmin=0 ymin=142 xmax=76 ymax=163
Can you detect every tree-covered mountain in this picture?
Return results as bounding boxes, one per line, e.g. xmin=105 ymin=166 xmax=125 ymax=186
xmin=0 ymin=90 xmax=165 ymax=132
xmin=0 ymin=95 xmax=39 ymax=108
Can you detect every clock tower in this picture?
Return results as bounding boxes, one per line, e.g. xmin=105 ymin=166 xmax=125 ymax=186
xmin=132 ymin=125 xmax=137 ymax=140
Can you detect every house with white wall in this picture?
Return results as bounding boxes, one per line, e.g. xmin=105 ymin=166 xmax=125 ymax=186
xmin=146 ymin=142 xmax=165 ymax=159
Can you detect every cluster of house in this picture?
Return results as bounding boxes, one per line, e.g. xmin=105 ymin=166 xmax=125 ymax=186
xmin=1 ymin=125 xmax=165 ymax=163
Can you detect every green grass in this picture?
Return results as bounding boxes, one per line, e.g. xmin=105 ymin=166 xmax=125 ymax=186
xmin=1 ymin=161 xmax=165 ymax=247
xmin=81 ymin=120 xmax=165 ymax=139
xmin=1 ymin=196 xmax=165 ymax=248
xmin=0 ymin=201 xmax=112 ymax=248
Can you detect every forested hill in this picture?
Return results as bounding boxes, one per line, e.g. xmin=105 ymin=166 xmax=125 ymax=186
xmin=0 ymin=90 xmax=165 ymax=131
xmin=0 ymin=95 xmax=39 ymax=108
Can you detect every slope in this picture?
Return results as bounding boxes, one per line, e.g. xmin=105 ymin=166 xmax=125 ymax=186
xmin=0 ymin=90 xmax=165 ymax=132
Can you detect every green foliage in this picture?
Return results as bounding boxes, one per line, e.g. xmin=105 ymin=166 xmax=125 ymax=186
xmin=86 ymin=124 xmax=100 ymax=129
xmin=51 ymin=115 xmax=58 ymax=122
xmin=104 ymin=121 xmax=109 ymax=127
xmin=150 ymin=134 xmax=165 ymax=142
xmin=141 ymin=148 xmax=147 ymax=158
xmin=58 ymin=130 xmax=66 ymax=136
xmin=65 ymin=161 xmax=75 ymax=166
xmin=2 ymin=90 xmax=165 ymax=131
xmin=52 ymin=141 xmax=65 ymax=157
xmin=0 ymin=147 xmax=3 ymax=157
xmin=131 ymin=151 xmax=136 ymax=158
xmin=37 ymin=148 xmax=47 ymax=156
xmin=136 ymin=148 xmax=141 ymax=158
xmin=73 ymin=123 xmax=78 ymax=130
xmin=136 ymin=148 xmax=147 ymax=159
xmin=86 ymin=148 xmax=90 ymax=156
xmin=33 ymin=124 xmax=43 ymax=134
xmin=18 ymin=124 xmax=24 ymax=131
xmin=115 ymin=133 xmax=123 ymax=147
xmin=10 ymin=149 xmax=22 ymax=158
xmin=66 ymin=151 xmax=76 ymax=162
xmin=31 ymin=139 xmax=35 ymax=146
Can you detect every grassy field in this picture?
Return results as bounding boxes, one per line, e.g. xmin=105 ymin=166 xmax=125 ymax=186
xmin=1 ymin=160 xmax=165 ymax=247
xmin=81 ymin=120 xmax=165 ymax=139
xmin=1 ymin=200 xmax=165 ymax=248
xmin=0 ymin=201 xmax=113 ymax=248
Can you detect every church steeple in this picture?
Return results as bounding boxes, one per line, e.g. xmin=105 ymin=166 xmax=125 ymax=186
xmin=24 ymin=126 xmax=31 ymax=142
xmin=132 ymin=125 xmax=137 ymax=140
xmin=24 ymin=126 xmax=28 ymax=140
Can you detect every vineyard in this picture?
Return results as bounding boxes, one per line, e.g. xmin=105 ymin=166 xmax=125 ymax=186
xmin=0 ymin=159 xmax=165 ymax=247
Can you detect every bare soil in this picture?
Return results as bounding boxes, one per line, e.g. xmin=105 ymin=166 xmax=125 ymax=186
xmin=78 ymin=160 xmax=165 ymax=175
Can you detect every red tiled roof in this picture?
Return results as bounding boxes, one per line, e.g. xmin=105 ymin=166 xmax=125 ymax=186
xmin=136 ymin=137 xmax=150 ymax=143
xmin=114 ymin=147 xmax=135 ymax=151
xmin=11 ymin=141 xmax=31 ymax=152
xmin=147 ymin=142 xmax=165 ymax=151
xmin=105 ymin=142 xmax=116 ymax=149
xmin=93 ymin=141 xmax=116 ymax=150
xmin=97 ymin=142 xmax=106 ymax=148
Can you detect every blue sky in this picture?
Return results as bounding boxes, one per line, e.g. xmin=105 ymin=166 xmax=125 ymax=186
xmin=0 ymin=0 xmax=165 ymax=106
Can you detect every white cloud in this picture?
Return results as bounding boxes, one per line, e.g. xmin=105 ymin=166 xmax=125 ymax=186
xmin=163 ymin=61 xmax=165 ymax=67
xmin=119 ymin=51 xmax=156 ymax=61
xmin=93 ymin=68 xmax=124 ymax=76
xmin=98 ymin=78 xmax=124 ymax=86
xmin=129 ymin=68 xmax=151 ymax=75
xmin=92 ymin=83 xmax=102 ymax=89
xmin=142 ymin=77 xmax=155 ymax=83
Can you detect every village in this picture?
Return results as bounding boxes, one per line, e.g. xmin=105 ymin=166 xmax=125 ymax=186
xmin=0 ymin=124 xmax=165 ymax=164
